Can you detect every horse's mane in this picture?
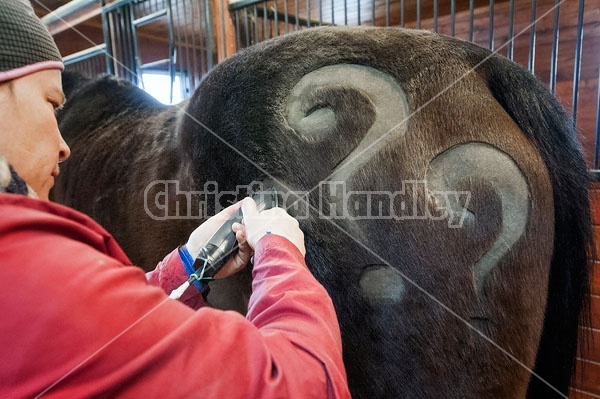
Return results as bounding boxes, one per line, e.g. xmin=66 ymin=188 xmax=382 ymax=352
xmin=59 ymin=72 xmax=164 ymax=141
xmin=61 ymin=71 xmax=92 ymax=100
xmin=480 ymin=55 xmax=592 ymax=398
xmin=62 ymin=71 xmax=160 ymax=108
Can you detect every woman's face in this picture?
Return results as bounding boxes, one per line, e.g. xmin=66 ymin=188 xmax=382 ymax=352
xmin=0 ymin=69 xmax=70 ymax=200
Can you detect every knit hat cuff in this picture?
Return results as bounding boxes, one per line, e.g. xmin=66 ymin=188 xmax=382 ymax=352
xmin=0 ymin=61 xmax=64 ymax=83
xmin=0 ymin=0 xmax=63 ymax=82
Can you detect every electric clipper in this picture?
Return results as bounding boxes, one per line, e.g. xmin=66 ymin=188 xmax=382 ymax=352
xmin=191 ymin=188 xmax=281 ymax=281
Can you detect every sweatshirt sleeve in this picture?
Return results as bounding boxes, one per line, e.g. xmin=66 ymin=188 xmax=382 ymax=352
xmin=247 ymin=234 xmax=351 ymax=399
xmin=145 ymin=248 xmax=206 ymax=309
xmin=0 ymin=200 xmax=350 ymax=399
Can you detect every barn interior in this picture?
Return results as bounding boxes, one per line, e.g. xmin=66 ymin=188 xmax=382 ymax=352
xmin=31 ymin=0 xmax=600 ymax=396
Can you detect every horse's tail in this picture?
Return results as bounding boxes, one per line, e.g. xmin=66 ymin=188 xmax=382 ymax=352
xmin=481 ymin=55 xmax=593 ymax=398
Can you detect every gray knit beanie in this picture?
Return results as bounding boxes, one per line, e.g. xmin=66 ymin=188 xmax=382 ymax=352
xmin=0 ymin=0 xmax=63 ymax=83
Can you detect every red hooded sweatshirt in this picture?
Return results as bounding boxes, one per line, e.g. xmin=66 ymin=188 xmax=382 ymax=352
xmin=0 ymin=193 xmax=350 ymax=398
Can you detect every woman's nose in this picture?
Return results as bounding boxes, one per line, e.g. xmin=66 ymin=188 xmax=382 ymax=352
xmin=58 ymin=135 xmax=71 ymax=163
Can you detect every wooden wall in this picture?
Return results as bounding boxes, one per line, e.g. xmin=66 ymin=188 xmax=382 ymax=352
xmin=571 ymin=185 xmax=600 ymax=398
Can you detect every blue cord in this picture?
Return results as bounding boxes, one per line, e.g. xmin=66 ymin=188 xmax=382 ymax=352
xmin=178 ymin=245 xmax=209 ymax=293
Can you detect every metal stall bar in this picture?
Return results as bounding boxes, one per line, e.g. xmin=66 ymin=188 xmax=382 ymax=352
xmin=434 ymin=0 xmax=438 ymax=33
xmin=549 ymin=0 xmax=560 ymax=94
xmin=139 ymin=59 xmax=172 ymax=69
xmin=189 ymin=0 xmax=199 ymax=87
xmin=101 ymin=0 xmax=139 ymax=82
xmin=131 ymin=2 xmax=176 ymax=101
xmin=244 ymin=7 xmax=251 ymax=46
xmin=63 ymin=44 xmax=108 ymax=66
xmin=251 ymin=7 xmax=325 ymax=27
xmin=127 ymin=5 xmax=138 ymax=82
xmin=123 ymin=4 xmax=136 ymax=83
xmin=386 ymin=0 xmax=391 ymax=27
xmin=468 ymin=0 xmax=473 ymax=42
xmin=345 ymin=0 xmax=348 ymax=26
xmin=263 ymin=1 xmax=268 ymax=39
xmin=197 ymin=0 xmax=206 ymax=75
xmin=450 ymin=0 xmax=455 ymax=37
xmin=284 ymin=0 xmax=289 ymax=33
xmin=230 ymin=0 xmax=327 ymax=31
xmin=109 ymin=3 xmax=122 ymax=76
xmin=489 ymin=0 xmax=494 ymax=51
xmin=319 ymin=0 xmax=323 ymax=25
xmin=131 ymin=8 xmax=167 ymax=81
xmin=528 ymin=0 xmax=537 ymax=73
xmin=416 ymin=0 xmax=420 ymax=29
xmin=357 ymin=0 xmax=360 ymax=25
xmin=253 ymin=4 xmax=259 ymax=40
xmin=101 ymin=1 xmax=115 ymax=74
xmin=220 ymin=0 xmax=227 ymax=58
xmin=400 ymin=0 xmax=404 ymax=27
xmin=507 ymin=0 xmax=514 ymax=60
xmin=252 ymin=4 xmax=259 ymax=43
xmin=204 ymin=0 xmax=214 ymax=71
xmin=41 ymin=0 xmax=101 ymax=40
xmin=181 ymin=0 xmax=193 ymax=88
xmin=41 ymin=0 xmax=98 ymax=26
xmin=65 ymin=54 xmax=107 ymax=77
xmin=46 ymin=0 xmax=182 ymax=96
xmin=107 ymin=3 xmax=125 ymax=79
xmin=274 ymin=0 xmax=280 ymax=35
xmin=572 ymin=0 xmax=585 ymax=127
xmin=234 ymin=9 xmax=241 ymax=50
xmin=332 ymin=0 xmax=335 ymax=25
xmin=134 ymin=9 xmax=168 ymax=27
xmin=371 ymin=0 xmax=374 ymax=26
xmin=172 ymin=0 xmax=182 ymax=76
xmin=307 ymin=0 xmax=311 ymax=27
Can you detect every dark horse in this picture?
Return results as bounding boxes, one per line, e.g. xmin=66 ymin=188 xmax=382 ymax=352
xmin=53 ymin=27 xmax=592 ymax=399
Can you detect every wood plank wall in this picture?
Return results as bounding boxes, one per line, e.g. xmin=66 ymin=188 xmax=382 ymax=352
xmin=571 ymin=184 xmax=600 ymax=398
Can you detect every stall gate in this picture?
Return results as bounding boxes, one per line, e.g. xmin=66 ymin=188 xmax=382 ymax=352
xmin=42 ymin=0 xmax=599 ymax=396
xmin=49 ymin=0 xmax=599 ymax=169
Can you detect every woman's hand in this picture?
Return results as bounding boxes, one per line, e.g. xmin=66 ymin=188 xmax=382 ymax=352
xmin=185 ymin=201 xmax=252 ymax=279
xmin=185 ymin=196 xmax=306 ymax=280
xmin=232 ymin=197 xmax=306 ymax=257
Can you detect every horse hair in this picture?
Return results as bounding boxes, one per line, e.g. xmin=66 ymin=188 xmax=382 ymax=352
xmin=55 ymin=27 xmax=592 ymax=399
